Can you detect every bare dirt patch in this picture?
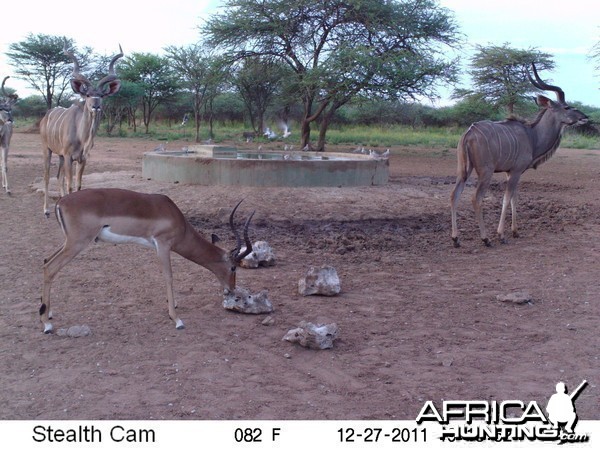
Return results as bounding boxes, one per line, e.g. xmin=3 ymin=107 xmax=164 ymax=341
xmin=0 ymin=132 xmax=598 ymax=420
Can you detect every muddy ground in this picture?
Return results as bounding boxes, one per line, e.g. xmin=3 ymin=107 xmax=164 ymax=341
xmin=0 ymin=131 xmax=598 ymax=420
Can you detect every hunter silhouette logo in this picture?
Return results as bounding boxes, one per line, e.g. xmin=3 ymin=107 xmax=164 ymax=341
xmin=546 ymin=380 xmax=587 ymax=434
xmin=416 ymin=379 xmax=590 ymax=443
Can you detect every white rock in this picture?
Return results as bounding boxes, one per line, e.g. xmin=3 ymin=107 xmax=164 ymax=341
xmin=283 ymin=321 xmax=339 ymax=350
xmin=223 ymin=287 xmax=274 ymax=314
xmin=240 ymin=241 xmax=276 ymax=269
xmin=496 ymin=292 xmax=533 ymax=304
xmin=57 ymin=325 xmax=92 ymax=338
xmin=298 ymin=265 xmax=341 ymax=296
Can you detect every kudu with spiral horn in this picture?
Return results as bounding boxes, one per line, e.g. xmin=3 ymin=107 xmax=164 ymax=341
xmin=40 ymin=44 xmax=124 ymax=216
xmin=450 ymin=63 xmax=588 ymax=247
xmin=1 ymin=76 xmax=18 ymax=194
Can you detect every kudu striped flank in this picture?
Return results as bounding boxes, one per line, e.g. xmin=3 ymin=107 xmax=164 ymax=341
xmin=0 ymin=76 xmax=18 ymax=194
xmin=450 ymin=64 xmax=588 ymax=247
xmin=40 ymin=44 xmax=123 ymax=216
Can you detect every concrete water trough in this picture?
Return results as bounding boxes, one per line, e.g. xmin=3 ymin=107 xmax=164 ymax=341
xmin=142 ymin=145 xmax=388 ymax=187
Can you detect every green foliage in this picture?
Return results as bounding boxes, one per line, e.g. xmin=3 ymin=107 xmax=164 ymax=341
xmin=203 ymin=0 xmax=461 ymax=149
xmin=5 ymin=33 xmax=83 ymax=109
xmin=456 ymin=43 xmax=554 ymax=115
xmin=10 ymin=95 xmax=47 ymax=119
xmin=119 ymin=53 xmax=180 ymax=133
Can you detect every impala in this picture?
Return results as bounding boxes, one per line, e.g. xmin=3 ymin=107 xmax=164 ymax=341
xmin=450 ymin=63 xmax=588 ymax=247
xmin=40 ymin=44 xmax=123 ymax=216
xmin=1 ymin=76 xmax=18 ymax=194
xmin=40 ymin=188 xmax=254 ymax=333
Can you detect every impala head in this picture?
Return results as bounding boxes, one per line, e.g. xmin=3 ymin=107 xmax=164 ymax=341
xmin=0 ymin=76 xmax=18 ymax=126
xmin=528 ymin=63 xmax=588 ymax=127
xmin=64 ymin=43 xmax=123 ymax=116
xmin=213 ymin=200 xmax=255 ymax=294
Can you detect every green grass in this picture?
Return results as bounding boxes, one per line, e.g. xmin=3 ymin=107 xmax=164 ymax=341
xmin=324 ymin=125 xmax=462 ymax=148
xmin=15 ymin=118 xmax=600 ymax=150
xmin=560 ymin=131 xmax=600 ymax=149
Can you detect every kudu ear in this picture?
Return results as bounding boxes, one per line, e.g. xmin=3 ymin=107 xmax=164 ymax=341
xmin=211 ymin=233 xmax=221 ymax=244
xmin=71 ymin=79 xmax=90 ymax=96
xmin=102 ymin=80 xmax=121 ymax=97
xmin=535 ymin=95 xmax=552 ymax=108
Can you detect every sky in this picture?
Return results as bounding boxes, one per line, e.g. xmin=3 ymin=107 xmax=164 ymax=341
xmin=1 ymin=0 xmax=599 ymax=106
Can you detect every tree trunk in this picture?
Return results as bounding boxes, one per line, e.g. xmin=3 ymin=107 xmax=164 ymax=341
xmin=300 ymin=118 xmax=312 ymax=150
xmin=194 ymin=109 xmax=201 ymax=143
xmin=316 ymin=108 xmax=336 ymax=152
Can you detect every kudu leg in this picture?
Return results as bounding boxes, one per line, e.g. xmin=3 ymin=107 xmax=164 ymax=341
xmin=511 ymin=190 xmax=519 ymax=238
xmin=42 ymin=149 xmax=53 ymax=217
xmin=63 ymin=158 xmax=74 ymax=197
xmin=497 ymin=173 xmax=521 ymax=243
xmin=75 ymin=159 xmax=86 ymax=191
xmin=1 ymin=146 xmax=9 ymax=194
xmin=472 ymin=173 xmax=492 ymax=246
xmin=450 ymin=177 xmax=466 ymax=247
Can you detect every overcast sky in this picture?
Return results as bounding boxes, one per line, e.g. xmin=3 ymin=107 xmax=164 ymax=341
xmin=2 ymin=0 xmax=599 ymax=106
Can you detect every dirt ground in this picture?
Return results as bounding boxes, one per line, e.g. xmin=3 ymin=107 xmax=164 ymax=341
xmin=0 ymin=131 xmax=598 ymax=421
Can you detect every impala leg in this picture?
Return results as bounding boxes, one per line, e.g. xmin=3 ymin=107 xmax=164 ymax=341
xmin=473 ymin=172 xmax=492 ymax=247
xmin=156 ymin=246 xmax=184 ymax=330
xmin=43 ymin=149 xmax=52 ymax=216
xmin=497 ymin=173 xmax=521 ymax=243
xmin=41 ymin=240 xmax=90 ymax=333
xmin=1 ymin=145 xmax=9 ymax=194
xmin=450 ymin=177 xmax=466 ymax=247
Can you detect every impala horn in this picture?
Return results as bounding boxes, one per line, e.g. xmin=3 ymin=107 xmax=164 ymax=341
xmin=229 ymin=199 xmax=255 ymax=263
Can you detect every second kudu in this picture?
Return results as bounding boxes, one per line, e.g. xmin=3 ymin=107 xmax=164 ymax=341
xmin=450 ymin=64 xmax=589 ymax=247
xmin=40 ymin=44 xmax=123 ymax=216
xmin=1 ymin=76 xmax=18 ymax=194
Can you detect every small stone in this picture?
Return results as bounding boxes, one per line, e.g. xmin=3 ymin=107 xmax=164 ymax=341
xmin=283 ymin=321 xmax=339 ymax=350
xmin=496 ymin=292 xmax=533 ymax=304
xmin=261 ymin=316 xmax=274 ymax=326
xmin=57 ymin=324 xmax=92 ymax=338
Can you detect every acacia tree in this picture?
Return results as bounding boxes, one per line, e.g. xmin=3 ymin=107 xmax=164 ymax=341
xmin=203 ymin=0 xmax=459 ymax=150
xmin=102 ymin=80 xmax=144 ymax=134
xmin=165 ymin=44 xmax=224 ymax=142
xmin=119 ymin=53 xmax=179 ymax=133
xmin=233 ymin=57 xmax=288 ymax=134
xmin=456 ymin=43 xmax=555 ymax=115
xmin=589 ymin=39 xmax=600 ymax=72
xmin=6 ymin=33 xmax=92 ymax=109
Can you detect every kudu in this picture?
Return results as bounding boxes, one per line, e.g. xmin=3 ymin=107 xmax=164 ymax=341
xmin=40 ymin=44 xmax=123 ymax=216
xmin=1 ymin=76 xmax=18 ymax=194
xmin=450 ymin=64 xmax=588 ymax=247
